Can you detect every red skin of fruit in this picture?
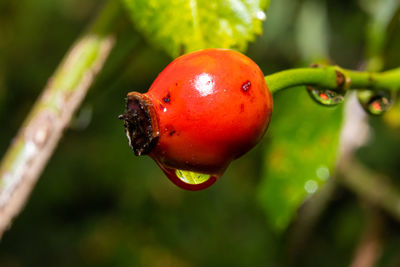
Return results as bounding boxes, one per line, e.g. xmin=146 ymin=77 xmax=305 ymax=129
xmin=141 ymin=49 xmax=273 ymax=184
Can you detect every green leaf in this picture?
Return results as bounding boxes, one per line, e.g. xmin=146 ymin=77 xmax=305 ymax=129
xmin=122 ymin=0 xmax=270 ymax=57
xmin=258 ymin=87 xmax=343 ymax=231
xmin=295 ymin=0 xmax=329 ymax=61
xmin=361 ymin=0 xmax=399 ymax=71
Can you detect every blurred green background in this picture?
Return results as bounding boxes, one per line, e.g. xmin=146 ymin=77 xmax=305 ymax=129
xmin=1 ymin=0 xmax=400 ymax=266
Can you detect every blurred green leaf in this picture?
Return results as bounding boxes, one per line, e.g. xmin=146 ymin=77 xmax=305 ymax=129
xmin=295 ymin=0 xmax=329 ymax=62
xmin=122 ymin=0 xmax=270 ymax=57
xmin=361 ymin=0 xmax=399 ymax=71
xmin=258 ymin=88 xmax=343 ymax=231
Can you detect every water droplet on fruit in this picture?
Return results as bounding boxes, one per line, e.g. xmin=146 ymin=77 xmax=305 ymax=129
xmin=306 ymin=86 xmax=346 ymax=106
xmin=357 ymin=90 xmax=394 ymax=115
xmin=176 ymin=170 xmax=211 ymax=184
xmin=152 ymin=158 xmax=219 ymax=190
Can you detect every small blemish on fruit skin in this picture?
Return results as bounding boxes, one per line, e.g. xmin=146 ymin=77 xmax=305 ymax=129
xmin=241 ymin=80 xmax=251 ymax=93
xmin=163 ymin=92 xmax=171 ymax=103
xmin=159 ymin=104 xmax=167 ymax=112
xmin=240 ymin=103 xmax=245 ymax=113
xmin=164 ymin=124 xmax=176 ymax=136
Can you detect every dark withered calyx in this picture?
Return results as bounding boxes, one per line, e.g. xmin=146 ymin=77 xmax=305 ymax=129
xmin=119 ymin=92 xmax=159 ymax=156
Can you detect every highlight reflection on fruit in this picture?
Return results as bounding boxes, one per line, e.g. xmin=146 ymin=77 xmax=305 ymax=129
xmin=119 ymin=49 xmax=273 ymax=190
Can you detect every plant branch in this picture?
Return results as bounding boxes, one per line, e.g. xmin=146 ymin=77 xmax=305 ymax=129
xmin=0 ymin=0 xmax=121 ymax=238
xmin=336 ymin=156 xmax=400 ymax=222
xmin=286 ymin=178 xmax=337 ymax=265
xmin=265 ymin=66 xmax=400 ymax=94
xmin=350 ymin=209 xmax=384 ymax=267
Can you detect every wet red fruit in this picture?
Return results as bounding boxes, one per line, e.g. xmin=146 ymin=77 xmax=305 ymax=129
xmin=120 ymin=49 xmax=273 ymax=190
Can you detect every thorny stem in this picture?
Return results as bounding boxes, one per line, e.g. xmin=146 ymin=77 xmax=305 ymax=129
xmin=265 ymin=66 xmax=400 ymax=94
xmin=0 ymin=0 xmax=121 ymax=238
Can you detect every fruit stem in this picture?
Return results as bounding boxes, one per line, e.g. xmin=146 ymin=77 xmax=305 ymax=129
xmin=265 ymin=66 xmax=400 ymax=94
xmin=0 ymin=0 xmax=121 ymax=238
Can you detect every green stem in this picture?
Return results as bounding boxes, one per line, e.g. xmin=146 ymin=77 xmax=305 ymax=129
xmin=0 ymin=0 xmax=121 ymax=237
xmin=265 ymin=66 xmax=400 ymax=94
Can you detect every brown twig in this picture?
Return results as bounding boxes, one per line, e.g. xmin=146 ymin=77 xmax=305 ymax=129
xmin=337 ymin=157 xmax=400 ymax=222
xmin=0 ymin=0 xmax=121 ymax=238
xmin=350 ymin=209 xmax=384 ymax=267
xmin=286 ymin=178 xmax=337 ymax=265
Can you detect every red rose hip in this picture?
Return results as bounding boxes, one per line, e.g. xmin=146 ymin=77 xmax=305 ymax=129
xmin=120 ymin=49 xmax=273 ymax=190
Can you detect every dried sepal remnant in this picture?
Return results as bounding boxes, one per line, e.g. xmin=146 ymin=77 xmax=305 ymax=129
xmin=119 ymin=92 xmax=159 ymax=156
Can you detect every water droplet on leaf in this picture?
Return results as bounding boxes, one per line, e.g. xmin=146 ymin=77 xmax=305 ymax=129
xmin=357 ymin=90 xmax=394 ymax=115
xmin=306 ymin=86 xmax=346 ymax=106
xmin=255 ymin=10 xmax=267 ymax=20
